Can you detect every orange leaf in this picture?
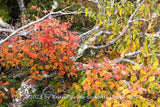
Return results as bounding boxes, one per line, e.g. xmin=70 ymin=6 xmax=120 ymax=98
xmin=22 ymin=46 xmax=30 ymax=54
xmin=37 ymin=74 xmax=43 ymax=80
xmin=45 ymin=65 xmax=50 ymax=70
xmin=84 ymin=85 xmax=91 ymax=91
xmin=29 ymin=53 xmax=37 ymax=58
xmin=140 ymin=47 xmax=146 ymax=57
xmin=2 ymin=82 xmax=9 ymax=86
xmin=137 ymin=54 xmax=141 ymax=63
xmin=86 ymin=70 xmax=91 ymax=76
xmin=35 ymin=70 xmax=39 ymax=74
xmin=92 ymin=84 xmax=99 ymax=89
xmin=120 ymin=49 xmax=127 ymax=60
xmin=10 ymin=88 xmax=16 ymax=98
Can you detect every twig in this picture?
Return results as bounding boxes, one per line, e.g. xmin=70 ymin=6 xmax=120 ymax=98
xmin=79 ymin=25 xmax=99 ymax=38
xmin=125 ymin=50 xmax=141 ymax=58
xmin=0 ymin=84 xmax=9 ymax=92
xmin=145 ymin=30 xmax=160 ymax=38
xmin=0 ymin=28 xmax=15 ymax=33
xmin=112 ymin=58 xmax=138 ymax=65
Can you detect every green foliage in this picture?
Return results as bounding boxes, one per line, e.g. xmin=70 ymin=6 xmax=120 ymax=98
xmin=24 ymin=98 xmax=50 ymax=107
xmin=0 ymin=0 xmax=11 ymax=22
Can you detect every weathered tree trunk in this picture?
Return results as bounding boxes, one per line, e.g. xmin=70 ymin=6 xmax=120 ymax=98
xmin=8 ymin=78 xmax=38 ymax=107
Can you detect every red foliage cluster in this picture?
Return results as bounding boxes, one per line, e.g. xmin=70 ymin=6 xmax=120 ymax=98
xmin=83 ymin=58 xmax=129 ymax=91
xmin=0 ymin=18 xmax=80 ymax=79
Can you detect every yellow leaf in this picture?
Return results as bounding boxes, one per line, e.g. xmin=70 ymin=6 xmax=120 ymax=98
xmin=100 ymin=70 xmax=106 ymax=77
xmin=130 ymin=75 xmax=137 ymax=82
xmin=129 ymin=10 xmax=132 ymax=14
xmin=148 ymin=21 xmax=153 ymax=30
xmin=140 ymin=69 xmax=146 ymax=75
xmin=99 ymin=19 xmax=102 ymax=26
xmin=108 ymin=34 xmax=115 ymax=41
xmin=58 ymin=98 xmax=64 ymax=105
xmin=132 ymin=64 xmax=141 ymax=71
xmin=140 ymin=47 xmax=146 ymax=57
xmin=118 ymin=86 xmax=124 ymax=91
xmin=122 ymin=89 xmax=130 ymax=95
xmin=106 ymin=102 xmax=112 ymax=106
xmin=81 ymin=78 xmax=87 ymax=85
xmin=16 ymin=91 xmax=20 ymax=97
xmin=142 ymin=102 xmax=148 ymax=107
xmin=148 ymin=76 xmax=155 ymax=82
xmin=140 ymin=76 xmax=146 ymax=81
xmin=119 ymin=8 xmax=123 ymax=16
xmin=157 ymin=97 xmax=160 ymax=103
xmin=101 ymin=104 xmax=105 ymax=107
xmin=133 ymin=33 xmax=136 ymax=40
xmin=73 ymin=83 xmax=81 ymax=91
xmin=132 ymin=42 xmax=136 ymax=52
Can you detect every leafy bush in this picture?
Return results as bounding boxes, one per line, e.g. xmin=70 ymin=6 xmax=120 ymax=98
xmin=0 ymin=0 xmax=160 ymax=106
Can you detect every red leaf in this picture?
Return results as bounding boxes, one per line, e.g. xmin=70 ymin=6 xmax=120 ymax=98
xmin=104 ymin=73 xmax=111 ymax=79
xmin=0 ymin=98 xmax=2 ymax=103
xmin=22 ymin=46 xmax=30 ymax=54
xmin=48 ymin=49 xmax=55 ymax=54
xmin=30 ymin=5 xmax=36 ymax=10
xmin=67 ymin=51 xmax=72 ymax=56
xmin=40 ymin=57 xmax=46 ymax=61
xmin=114 ymin=75 xmax=120 ymax=80
xmin=103 ymin=56 xmax=110 ymax=62
xmin=37 ymin=37 xmax=44 ymax=43
xmin=92 ymin=84 xmax=99 ymax=89
xmin=71 ymin=42 xmax=78 ymax=49
xmin=72 ymin=69 xmax=78 ymax=74
xmin=60 ymin=71 xmax=65 ymax=75
xmin=29 ymin=53 xmax=37 ymax=58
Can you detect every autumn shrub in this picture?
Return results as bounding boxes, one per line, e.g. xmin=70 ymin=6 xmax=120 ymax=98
xmin=58 ymin=58 xmax=160 ymax=107
xmin=0 ymin=0 xmax=160 ymax=106
xmin=57 ymin=0 xmax=160 ymax=106
xmin=0 ymin=17 xmax=80 ymax=102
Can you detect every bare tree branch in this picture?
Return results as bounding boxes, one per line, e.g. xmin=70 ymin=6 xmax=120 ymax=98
xmin=125 ymin=50 xmax=141 ymax=58
xmin=0 ymin=11 xmax=88 ymax=45
xmin=112 ymin=58 xmax=138 ymax=65
xmin=130 ymin=15 xmax=159 ymax=23
xmin=79 ymin=25 xmax=99 ymax=38
xmin=0 ymin=28 xmax=15 ymax=33
xmin=0 ymin=84 xmax=9 ymax=92
xmin=145 ymin=30 xmax=160 ymax=38
xmin=0 ymin=18 xmax=12 ymax=28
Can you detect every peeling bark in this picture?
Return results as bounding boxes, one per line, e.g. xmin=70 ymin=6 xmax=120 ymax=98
xmin=9 ymin=78 xmax=38 ymax=107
